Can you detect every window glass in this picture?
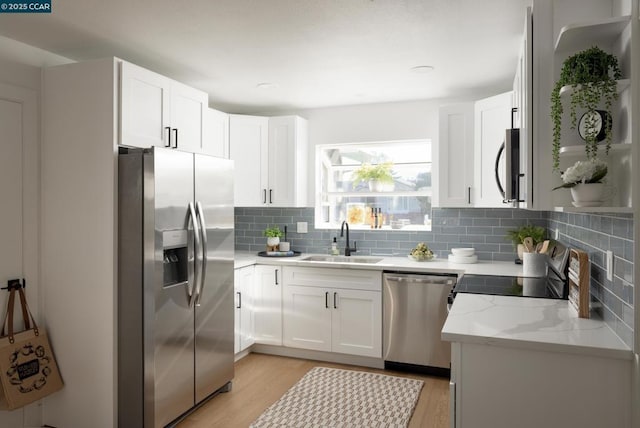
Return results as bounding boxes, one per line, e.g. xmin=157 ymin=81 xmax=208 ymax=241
xmin=316 ymin=140 xmax=432 ymax=231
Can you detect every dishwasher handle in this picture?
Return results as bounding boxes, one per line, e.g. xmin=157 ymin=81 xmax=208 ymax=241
xmin=384 ymin=274 xmax=456 ymax=286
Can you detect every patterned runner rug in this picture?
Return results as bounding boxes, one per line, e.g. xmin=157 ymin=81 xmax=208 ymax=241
xmin=250 ymin=366 xmax=424 ymax=428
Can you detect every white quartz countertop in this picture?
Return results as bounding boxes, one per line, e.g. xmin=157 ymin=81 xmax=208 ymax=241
xmin=442 ymin=293 xmax=632 ymax=360
xmin=234 ymin=250 xmax=528 ymax=277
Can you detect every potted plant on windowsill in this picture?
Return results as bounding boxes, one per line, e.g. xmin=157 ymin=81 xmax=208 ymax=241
xmin=352 ymin=162 xmax=394 ymax=192
xmin=263 ymin=225 xmax=283 ymax=251
xmin=505 ymin=224 xmax=546 ymax=261
xmin=551 ymin=46 xmax=621 ymax=171
xmin=552 ymin=158 xmax=608 ymax=206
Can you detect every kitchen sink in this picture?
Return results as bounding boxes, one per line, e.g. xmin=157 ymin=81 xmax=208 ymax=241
xmin=300 ymin=255 xmax=383 ymax=264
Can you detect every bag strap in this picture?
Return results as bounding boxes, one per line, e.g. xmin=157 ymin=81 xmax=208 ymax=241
xmin=2 ymin=287 xmax=38 ymax=343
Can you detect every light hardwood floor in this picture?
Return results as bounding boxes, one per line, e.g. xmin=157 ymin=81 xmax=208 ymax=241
xmin=179 ymin=353 xmax=449 ymax=428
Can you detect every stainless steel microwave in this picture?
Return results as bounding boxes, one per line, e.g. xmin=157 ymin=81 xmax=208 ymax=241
xmin=495 ymin=108 xmax=522 ymax=205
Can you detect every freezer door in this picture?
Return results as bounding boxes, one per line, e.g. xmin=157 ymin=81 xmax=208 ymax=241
xmin=194 ymin=154 xmax=235 ymax=403
xmin=149 ymin=148 xmax=196 ymax=426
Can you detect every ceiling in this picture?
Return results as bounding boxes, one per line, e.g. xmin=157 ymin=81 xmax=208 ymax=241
xmin=0 ymin=0 xmax=531 ymax=114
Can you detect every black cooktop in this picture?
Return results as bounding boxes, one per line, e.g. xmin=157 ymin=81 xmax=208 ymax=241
xmin=453 ymin=274 xmax=567 ymax=299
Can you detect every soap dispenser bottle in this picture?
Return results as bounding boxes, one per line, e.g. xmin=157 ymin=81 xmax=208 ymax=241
xmin=330 ymin=237 xmax=340 ymax=255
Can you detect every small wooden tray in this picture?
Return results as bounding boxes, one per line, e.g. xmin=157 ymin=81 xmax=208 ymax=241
xmin=568 ymin=249 xmax=590 ymax=318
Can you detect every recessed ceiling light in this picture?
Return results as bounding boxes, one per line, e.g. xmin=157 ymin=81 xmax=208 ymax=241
xmin=410 ymin=65 xmax=434 ymax=74
xmin=256 ymin=82 xmax=278 ymax=89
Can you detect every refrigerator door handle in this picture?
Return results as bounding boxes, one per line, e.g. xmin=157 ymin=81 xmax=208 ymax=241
xmin=188 ymin=201 xmax=201 ymax=308
xmin=194 ymin=201 xmax=208 ymax=306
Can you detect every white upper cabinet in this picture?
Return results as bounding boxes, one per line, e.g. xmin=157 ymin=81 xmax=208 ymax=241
xmin=268 ymin=116 xmax=308 ymax=207
xmin=169 ymin=80 xmax=207 ymax=153
xmin=435 ymin=103 xmax=474 ymax=207
xmin=229 ymin=114 xmax=269 ymax=206
xmin=474 ymin=92 xmax=514 ymax=207
xmin=120 ymin=62 xmax=171 ymax=148
xmin=203 ymin=108 xmax=230 ymax=158
xmin=120 ymin=61 xmax=207 ymax=153
xmin=230 ymin=114 xmax=308 ymax=207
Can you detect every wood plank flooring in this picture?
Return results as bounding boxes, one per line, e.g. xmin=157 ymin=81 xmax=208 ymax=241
xmin=179 ymin=353 xmax=449 ymax=428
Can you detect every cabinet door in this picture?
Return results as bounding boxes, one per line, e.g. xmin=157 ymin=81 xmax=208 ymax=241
xmin=331 ymin=288 xmax=382 ymax=358
xmin=283 ymin=285 xmax=332 ymax=352
xmin=203 ymin=108 xmax=230 ymax=158
xmin=435 ymin=103 xmax=474 ymax=207
xmin=229 ymin=115 xmax=269 ymax=206
xmin=238 ymin=266 xmax=255 ymax=351
xmin=267 ymin=116 xmax=307 ymax=207
xmin=253 ymin=265 xmax=282 ymax=345
xmin=170 ymin=81 xmax=207 ymax=153
xmin=120 ymin=61 xmax=171 ymax=148
xmin=234 ymin=266 xmax=255 ymax=353
xmin=234 ymin=275 xmax=241 ymax=354
xmin=473 ymin=92 xmax=513 ymax=207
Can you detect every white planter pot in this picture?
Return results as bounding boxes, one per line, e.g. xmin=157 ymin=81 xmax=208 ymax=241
xmin=266 ymin=237 xmax=280 ymax=249
xmin=368 ymin=180 xmax=394 ymax=192
xmin=570 ymin=183 xmax=604 ymax=205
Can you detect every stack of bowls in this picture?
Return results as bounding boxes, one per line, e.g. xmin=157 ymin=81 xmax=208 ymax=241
xmin=448 ymin=247 xmax=477 ymax=264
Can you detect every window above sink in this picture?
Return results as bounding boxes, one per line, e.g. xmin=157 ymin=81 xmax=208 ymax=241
xmin=315 ymin=139 xmax=432 ymax=231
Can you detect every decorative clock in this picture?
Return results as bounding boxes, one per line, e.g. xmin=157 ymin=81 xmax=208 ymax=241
xmin=578 ymin=109 xmax=611 ymax=142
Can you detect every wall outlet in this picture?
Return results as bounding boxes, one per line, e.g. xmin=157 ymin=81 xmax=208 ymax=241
xmin=606 ymin=250 xmax=613 ymax=281
xmin=297 ymin=222 xmax=308 ymax=233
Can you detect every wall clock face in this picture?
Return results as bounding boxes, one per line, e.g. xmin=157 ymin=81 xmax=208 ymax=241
xmin=578 ymin=109 xmax=611 ymax=142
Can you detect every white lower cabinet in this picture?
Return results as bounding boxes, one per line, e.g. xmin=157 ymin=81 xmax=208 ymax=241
xmin=282 ymin=267 xmax=382 ymax=358
xmin=449 ymin=342 xmax=631 ymax=428
xmin=234 ymin=265 xmax=255 ymax=354
xmin=253 ymin=265 xmax=283 ymax=346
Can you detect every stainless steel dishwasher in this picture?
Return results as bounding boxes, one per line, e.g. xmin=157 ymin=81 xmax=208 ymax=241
xmin=383 ymin=272 xmax=456 ymax=376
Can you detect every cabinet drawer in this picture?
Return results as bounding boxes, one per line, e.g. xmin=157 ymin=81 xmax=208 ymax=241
xmin=283 ymin=267 xmax=381 ymax=292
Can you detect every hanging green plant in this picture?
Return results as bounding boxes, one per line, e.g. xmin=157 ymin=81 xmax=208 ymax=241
xmin=550 ymin=46 xmax=621 ymax=171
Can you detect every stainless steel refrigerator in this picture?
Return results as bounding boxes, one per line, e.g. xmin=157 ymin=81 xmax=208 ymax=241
xmin=118 ymin=146 xmax=235 ymax=427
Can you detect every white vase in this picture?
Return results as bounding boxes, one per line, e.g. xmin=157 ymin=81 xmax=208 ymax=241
xmin=570 ymin=183 xmax=604 ymax=205
xmin=368 ymin=180 xmax=394 ymax=192
xmin=266 ymin=237 xmax=280 ymax=249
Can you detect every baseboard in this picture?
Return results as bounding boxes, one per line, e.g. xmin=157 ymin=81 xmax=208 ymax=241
xmin=251 ymin=344 xmax=385 ymax=369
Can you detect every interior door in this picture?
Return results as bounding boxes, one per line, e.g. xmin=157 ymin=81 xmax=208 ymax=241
xmin=193 ymin=154 xmax=235 ymax=403
xmin=150 ymin=148 xmax=195 ymax=426
xmin=0 ymin=84 xmax=38 ymax=428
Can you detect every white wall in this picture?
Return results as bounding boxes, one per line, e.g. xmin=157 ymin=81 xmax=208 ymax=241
xmin=289 ymin=98 xmax=468 ymax=205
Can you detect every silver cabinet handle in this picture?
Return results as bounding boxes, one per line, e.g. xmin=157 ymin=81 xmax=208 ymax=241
xmin=275 ymin=269 xmax=279 ymax=285
xmin=237 ymin=291 xmax=242 ymax=309
xmin=188 ymin=202 xmax=201 ymax=308
xmin=333 ymin=292 xmax=338 ymax=309
xmin=269 ymin=189 xmax=273 ymax=204
xmin=263 ymin=189 xmax=267 ymax=204
xmin=194 ymin=201 xmax=207 ymax=306
xmin=325 ymin=291 xmax=329 ymax=309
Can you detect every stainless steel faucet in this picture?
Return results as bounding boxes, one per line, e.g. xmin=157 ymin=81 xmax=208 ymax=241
xmin=340 ymin=221 xmax=357 ymax=256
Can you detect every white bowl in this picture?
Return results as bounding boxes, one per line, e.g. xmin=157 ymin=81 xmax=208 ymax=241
xmin=448 ymin=254 xmax=478 ymax=264
xmin=451 ymin=247 xmax=475 ymax=257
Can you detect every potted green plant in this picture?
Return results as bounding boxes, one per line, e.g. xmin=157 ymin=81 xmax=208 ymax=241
xmin=263 ymin=225 xmax=283 ymax=250
xmin=551 ymin=46 xmax=621 ymax=170
xmin=505 ymin=224 xmax=546 ymax=260
xmin=352 ymin=162 xmax=394 ymax=192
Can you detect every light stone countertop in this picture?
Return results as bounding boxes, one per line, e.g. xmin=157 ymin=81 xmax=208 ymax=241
xmin=234 ymin=250 xmax=527 ymax=277
xmin=442 ymin=293 xmax=632 ymax=360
